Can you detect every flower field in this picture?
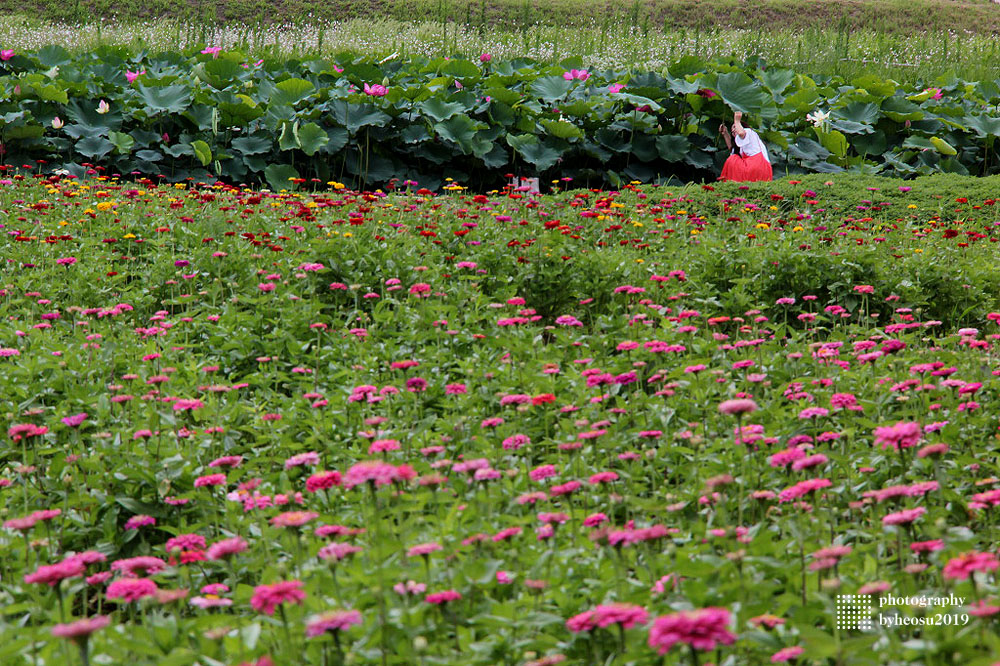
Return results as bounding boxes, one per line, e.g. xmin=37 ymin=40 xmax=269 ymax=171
xmin=2 ymin=170 xmax=1000 ymax=665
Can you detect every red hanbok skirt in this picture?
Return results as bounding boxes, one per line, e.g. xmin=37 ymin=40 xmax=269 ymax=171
xmin=720 ymin=151 xmax=773 ymax=182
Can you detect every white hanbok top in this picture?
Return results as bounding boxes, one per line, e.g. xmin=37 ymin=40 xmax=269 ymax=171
xmin=734 ymin=128 xmax=770 ymax=163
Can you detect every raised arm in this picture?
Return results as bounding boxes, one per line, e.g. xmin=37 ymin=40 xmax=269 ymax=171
xmin=732 ymin=111 xmax=747 ymax=139
xmin=719 ymin=123 xmax=732 ymax=150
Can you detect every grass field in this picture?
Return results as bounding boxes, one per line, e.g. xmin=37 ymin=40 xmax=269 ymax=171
xmin=4 ymin=14 xmax=1000 ymax=84
xmin=13 ymin=0 xmax=1000 ymax=33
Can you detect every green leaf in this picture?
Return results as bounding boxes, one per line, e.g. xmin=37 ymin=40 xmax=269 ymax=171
xmin=614 ymin=93 xmax=663 ymax=112
xmin=817 ymin=129 xmax=849 ymax=158
xmin=191 ymin=140 xmax=212 ymax=166
xmin=33 ymin=84 xmax=68 ymax=104
xmin=76 ymin=135 xmax=115 ymax=159
xmin=788 ymin=137 xmax=832 ymax=162
xmin=278 ymin=120 xmax=299 ymax=151
xmin=902 ymin=136 xmax=936 ymax=151
xmin=441 ymin=59 xmax=480 ymax=79
xmin=483 ymin=87 xmax=522 ymax=106
xmin=540 ymin=119 xmax=583 ymax=140
xmin=963 ymin=114 xmax=1000 ymax=138
xmin=135 ymin=149 xmax=163 ymax=162
xmin=852 ymin=74 xmax=897 ymax=98
xmin=36 ymin=44 xmax=71 ymax=67
xmin=715 ymin=72 xmax=769 ymax=114
xmin=270 ymin=78 xmax=315 ymax=107
xmin=329 ymin=100 xmax=391 ymax=134
xmin=108 ymin=131 xmax=135 ymax=154
xmin=195 ymin=58 xmax=244 ymax=90
xmin=838 ymin=102 xmax=880 ymax=126
xmin=264 ymin=163 xmax=300 ymax=190
xmin=218 ymin=95 xmax=263 ymax=125
xmin=231 ymin=135 xmax=272 ymax=155
xmin=139 ymin=85 xmax=192 ymax=114
xmin=297 ymin=122 xmax=329 ymax=156
xmin=760 ymin=68 xmax=796 ymax=96
xmin=930 ymin=136 xmax=958 ymax=155
xmin=434 ymin=114 xmax=487 ymax=154
xmin=506 ymin=134 xmax=562 ymax=171
xmin=530 ymin=76 xmax=572 ymax=102
xmin=417 ymin=97 xmax=468 ymax=122
xmin=882 ymin=97 xmax=924 ymax=122
xmin=655 ymin=135 xmax=690 ymax=161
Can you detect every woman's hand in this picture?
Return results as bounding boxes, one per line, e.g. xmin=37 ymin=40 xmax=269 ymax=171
xmin=719 ymin=123 xmax=729 ymax=135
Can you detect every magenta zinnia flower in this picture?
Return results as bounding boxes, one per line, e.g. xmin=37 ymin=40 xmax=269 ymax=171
xmin=206 ymin=537 xmax=249 ymax=560
xmin=425 ymin=589 xmax=461 ymax=604
xmin=718 ymin=399 xmax=758 ymax=416
xmin=593 ymin=603 xmax=649 ymax=629
xmin=943 ymin=551 xmax=1000 ymax=580
xmin=24 ymin=557 xmax=86 ymax=586
xmin=251 ymin=580 xmax=306 ymax=615
xmin=51 ymin=615 xmax=111 ymax=642
xmin=306 ymin=609 xmax=362 ymax=637
xmin=106 ymin=578 xmax=158 ymax=603
xmin=873 ymin=421 xmax=922 ymax=450
xmin=647 ymin=607 xmax=735 ymax=654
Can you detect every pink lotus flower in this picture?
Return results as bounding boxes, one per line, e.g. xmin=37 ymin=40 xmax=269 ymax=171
xmin=201 ymin=46 xmax=222 ymax=57
xmin=0 ymin=50 xmax=14 ymax=61
xmin=364 ymin=83 xmax=387 ymax=96
xmin=562 ymin=69 xmax=589 ymax=81
xmin=125 ymin=69 xmax=145 ymax=83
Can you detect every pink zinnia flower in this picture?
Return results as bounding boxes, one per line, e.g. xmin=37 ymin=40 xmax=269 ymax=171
xmin=425 ymin=589 xmax=461 ymax=604
xmin=882 ymin=507 xmax=926 ymax=526
xmin=718 ymin=399 xmax=758 ymax=415
xmin=51 ymin=615 xmax=111 ymax=642
xmin=124 ymin=515 xmax=155 ymax=530
xmin=306 ymin=609 xmax=362 ymax=637
xmin=593 ymin=603 xmax=649 ymax=629
xmin=251 ymin=580 xmax=306 ymax=615
xmin=61 ymin=413 xmax=88 ymax=427
xmin=647 ymin=607 xmax=736 ymax=654
xmin=194 ymin=473 xmax=226 ymax=488
xmin=407 ymin=542 xmax=442 ymax=558
xmin=778 ymin=478 xmax=832 ymax=503
xmin=284 ymin=452 xmax=320 ymax=469
xmin=771 ymin=646 xmax=805 ymax=663
xmin=343 ymin=461 xmax=410 ymax=488
xmin=24 ymin=557 xmax=86 ymax=586
xmin=206 ymin=537 xmax=249 ymax=560
xmin=306 ymin=470 xmax=342 ymax=492
xmin=873 ymin=421 xmax=922 ymax=450
xmin=106 ymin=578 xmax=158 ymax=602
xmin=270 ymin=511 xmax=319 ymax=528
xmin=943 ymin=551 xmax=1000 ymax=580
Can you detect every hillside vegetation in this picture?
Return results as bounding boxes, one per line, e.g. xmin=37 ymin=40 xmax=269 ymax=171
xmin=7 ymin=0 xmax=1000 ymax=33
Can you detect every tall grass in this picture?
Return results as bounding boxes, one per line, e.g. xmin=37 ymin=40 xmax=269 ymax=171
xmin=1 ymin=15 xmax=997 ymax=84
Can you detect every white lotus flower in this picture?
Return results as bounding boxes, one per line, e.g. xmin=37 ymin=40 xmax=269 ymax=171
xmin=806 ymin=109 xmax=830 ymax=128
xmin=97 ymin=99 xmax=110 ymax=115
